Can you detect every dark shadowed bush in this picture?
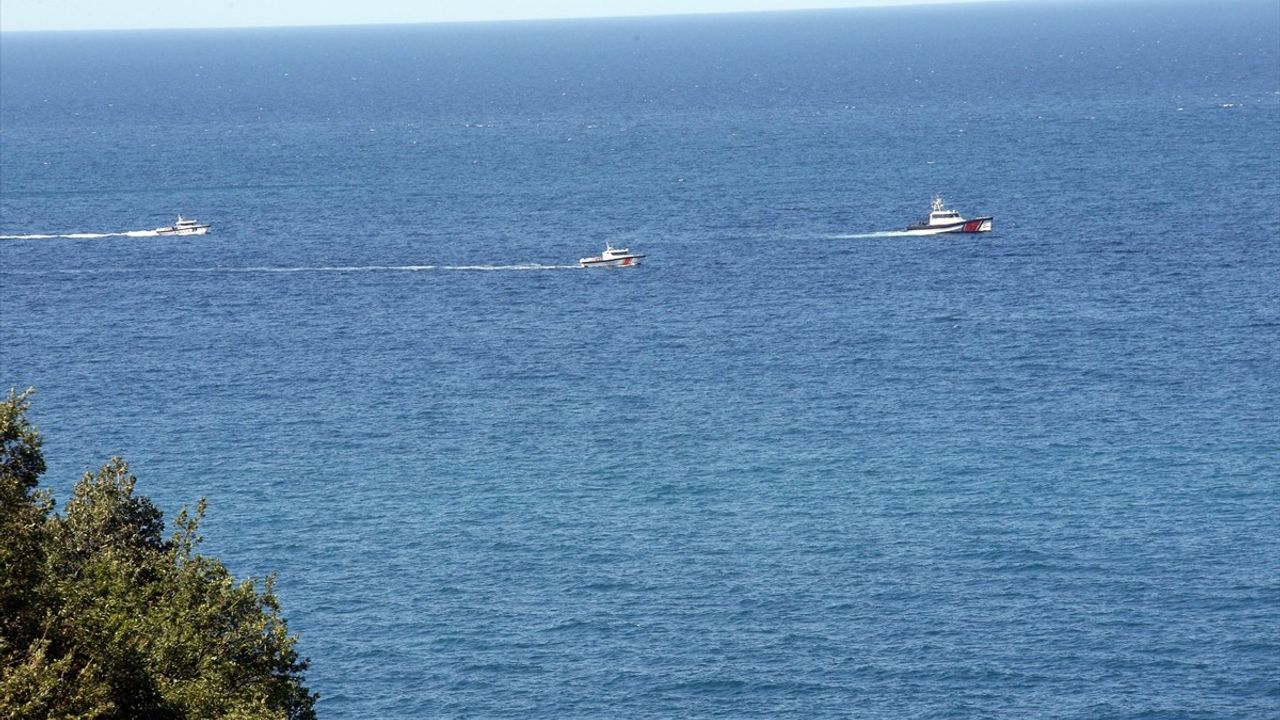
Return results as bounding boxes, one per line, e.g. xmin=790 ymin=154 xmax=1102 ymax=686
xmin=0 ymin=389 xmax=316 ymax=720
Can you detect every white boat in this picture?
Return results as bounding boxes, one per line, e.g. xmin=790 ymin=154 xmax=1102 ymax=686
xmin=905 ymin=197 xmax=992 ymax=234
xmin=154 ymin=215 xmax=211 ymax=236
xmin=579 ymin=243 xmax=644 ymax=268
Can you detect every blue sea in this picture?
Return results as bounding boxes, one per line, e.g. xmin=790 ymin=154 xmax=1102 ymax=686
xmin=2 ymin=0 xmax=1278 ymax=716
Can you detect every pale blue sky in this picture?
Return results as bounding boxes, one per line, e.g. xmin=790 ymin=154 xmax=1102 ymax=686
xmin=1 ymin=0 xmax=1012 ymax=32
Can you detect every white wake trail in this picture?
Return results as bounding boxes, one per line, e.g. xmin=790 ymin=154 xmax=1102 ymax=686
xmin=829 ymin=230 xmax=922 ymax=239
xmin=201 ymin=264 xmax=578 ymax=273
xmin=1 ymin=229 xmax=161 ymax=241
xmin=2 ymin=264 xmax=583 ymax=276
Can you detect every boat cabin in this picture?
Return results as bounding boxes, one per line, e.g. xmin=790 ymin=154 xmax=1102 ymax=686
xmin=924 ymin=197 xmax=964 ymax=225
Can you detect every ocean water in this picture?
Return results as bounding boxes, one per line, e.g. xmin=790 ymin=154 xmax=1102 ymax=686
xmin=2 ymin=0 xmax=1279 ymax=716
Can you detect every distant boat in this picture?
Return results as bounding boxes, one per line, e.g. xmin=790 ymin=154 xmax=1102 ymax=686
xmin=906 ymin=197 xmax=992 ymax=234
xmin=580 ymin=243 xmax=644 ymax=268
xmin=155 ymin=215 xmax=210 ymax=236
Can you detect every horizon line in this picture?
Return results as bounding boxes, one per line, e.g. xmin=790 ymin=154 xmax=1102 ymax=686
xmin=0 ymin=0 xmax=1027 ymax=35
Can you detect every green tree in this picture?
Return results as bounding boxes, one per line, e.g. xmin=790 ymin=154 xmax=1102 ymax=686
xmin=1 ymin=389 xmax=50 ymax=640
xmin=0 ymin=390 xmax=316 ymax=719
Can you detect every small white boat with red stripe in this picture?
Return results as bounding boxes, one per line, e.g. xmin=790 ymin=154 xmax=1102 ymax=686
xmin=906 ymin=197 xmax=992 ymax=234
xmin=579 ymin=243 xmax=644 ymax=268
xmin=155 ymin=215 xmax=211 ymax=236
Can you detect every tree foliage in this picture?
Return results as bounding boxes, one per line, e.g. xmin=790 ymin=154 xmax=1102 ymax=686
xmin=0 ymin=390 xmax=316 ymax=719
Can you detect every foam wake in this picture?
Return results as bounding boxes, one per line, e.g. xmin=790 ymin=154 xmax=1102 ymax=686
xmin=3 ymin=264 xmax=582 ymax=276
xmin=1 ymin=230 xmax=161 ymax=240
xmin=829 ymin=230 xmax=922 ymax=239
xmin=204 ymin=264 xmax=578 ymax=273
